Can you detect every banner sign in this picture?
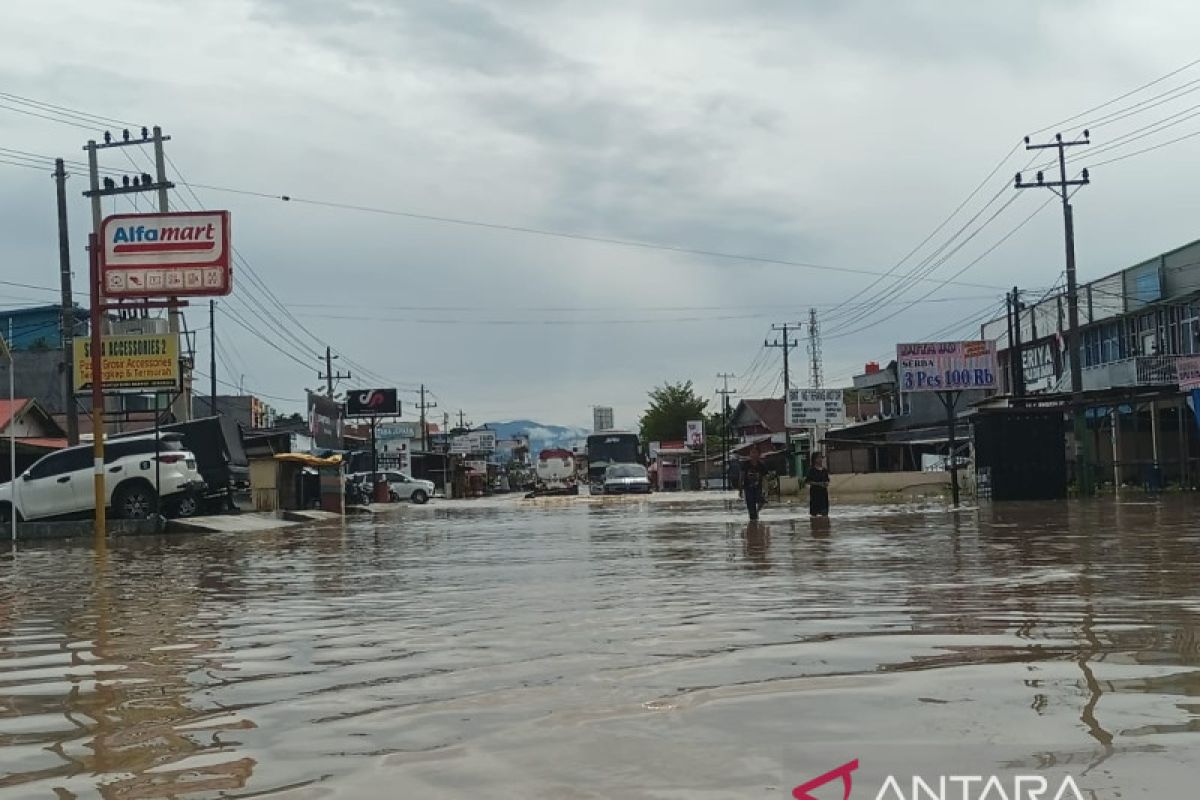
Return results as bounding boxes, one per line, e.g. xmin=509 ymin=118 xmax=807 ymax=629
xmin=73 ymin=334 xmax=180 ymax=392
xmin=787 ymin=388 xmax=845 ymax=427
xmin=451 ymin=431 xmax=497 ymax=454
xmin=897 ymin=340 xmax=999 ymax=393
xmin=346 ymin=388 xmax=400 ymax=417
xmin=1178 ymin=356 xmax=1200 ymax=391
xmin=101 ymin=211 xmax=232 ymax=298
xmin=685 ymin=420 xmax=704 ymax=448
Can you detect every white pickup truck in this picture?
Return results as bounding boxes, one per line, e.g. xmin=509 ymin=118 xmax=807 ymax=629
xmin=0 ymin=433 xmax=206 ymax=524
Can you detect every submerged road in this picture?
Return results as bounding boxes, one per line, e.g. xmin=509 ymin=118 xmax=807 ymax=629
xmin=1 ymin=493 xmax=1198 ymax=798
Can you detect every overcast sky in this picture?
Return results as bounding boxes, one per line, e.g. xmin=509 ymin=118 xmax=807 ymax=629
xmin=3 ymin=1 xmax=1200 ymax=428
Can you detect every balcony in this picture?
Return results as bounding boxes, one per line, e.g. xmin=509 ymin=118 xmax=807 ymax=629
xmin=1081 ymin=355 xmax=1180 ymax=390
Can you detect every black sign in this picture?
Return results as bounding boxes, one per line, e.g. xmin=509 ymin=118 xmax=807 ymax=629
xmin=346 ymin=388 xmax=400 ymax=418
xmin=307 ymin=391 xmax=344 ymax=450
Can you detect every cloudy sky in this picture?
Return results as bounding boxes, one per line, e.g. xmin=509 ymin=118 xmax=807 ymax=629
xmin=2 ymin=1 xmax=1200 ymax=428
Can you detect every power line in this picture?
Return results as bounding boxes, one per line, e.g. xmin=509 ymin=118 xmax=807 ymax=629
xmin=1028 ymin=56 xmax=1200 ymax=135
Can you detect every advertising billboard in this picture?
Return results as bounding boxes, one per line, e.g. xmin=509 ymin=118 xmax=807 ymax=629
xmin=685 ymin=420 xmax=704 ymax=448
xmin=307 ymin=391 xmax=344 ymax=450
xmin=451 ymin=430 xmax=498 ymax=454
xmin=73 ymin=334 xmax=181 ymax=392
xmin=346 ymin=388 xmax=400 ymax=417
xmin=786 ymin=388 xmax=844 ymax=427
xmin=101 ymin=211 xmax=232 ymax=298
xmin=897 ymin=341 xmax=1000 ymax=393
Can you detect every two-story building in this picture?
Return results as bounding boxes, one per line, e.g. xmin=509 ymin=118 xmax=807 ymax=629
xmin=980 ymin=236 xmax=1200 ymax=486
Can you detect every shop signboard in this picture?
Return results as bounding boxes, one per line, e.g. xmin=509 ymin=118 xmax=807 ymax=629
xmin=73 ymin=333 xmax=180 ymax=392
xmin=101 ymin=211 xmax=232 ymax=298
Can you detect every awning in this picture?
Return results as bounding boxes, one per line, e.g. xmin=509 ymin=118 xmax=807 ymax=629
xmin=274 ymin=452 xmax=344 ymax=467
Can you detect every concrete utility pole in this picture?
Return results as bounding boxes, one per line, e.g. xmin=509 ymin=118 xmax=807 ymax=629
xmin=318 ymin=346 xmax=350 ymax=398
xmin=1016 ymin=131 xmax=1091 ymax=494
xmin=150 ymin=126 xmax=192 ymax=423
xmin=808 ymin=308 xmax=823 ymax=389
xmin=417 ymin=384 xmax=437 ymax=451
xmin=716 ymin=372 xmax=737 ymax=491
xmin=209 ymin=300 xmax=218 ymax=415
xmin=1010 ymin=286 xmax=1025 ymax=400
xmin=457 ymin=409 xmax=468 ymax=430
xmin=765 ymin=323 xmax=800 ymax=476
xmin=53 ymin=158 xmax=79 ymax=445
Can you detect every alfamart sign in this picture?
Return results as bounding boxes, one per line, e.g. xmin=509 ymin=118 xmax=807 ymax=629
xmin=897 ymin=341 xmax=999 ymax=393
xmin=101 ymin=211 xmax=232 ymax=298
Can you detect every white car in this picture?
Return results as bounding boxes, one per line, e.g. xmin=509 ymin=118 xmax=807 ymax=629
xmin=602 ymin=463 xmax=653 ymax=495
xmin=0 ymin=433 xmax=206 ymax=524
xmin=381 ymin=471 xmax=435 ymax=504
xmin=350 ymin=471 xmax=435 ymax=504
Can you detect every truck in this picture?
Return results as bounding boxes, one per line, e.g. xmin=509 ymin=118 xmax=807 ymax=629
xmin=534 ymin=448 xmax=578 ymax=495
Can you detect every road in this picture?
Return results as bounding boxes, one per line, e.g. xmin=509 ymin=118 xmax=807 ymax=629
xmin=1 ymin=493 xmax=1198 ymax=797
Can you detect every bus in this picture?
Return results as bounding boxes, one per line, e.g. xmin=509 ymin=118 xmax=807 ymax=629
xmin=585 ymin=430 xmax=641 ymax=486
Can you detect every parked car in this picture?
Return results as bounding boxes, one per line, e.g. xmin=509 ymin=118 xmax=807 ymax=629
xmin=380 ymin=471 xmax=435 ymax=504
xmin=0 ymin=433 xmax=206 ymax=524
xmin=602 ymin=463 xmax=652 ymax=495
xmin=347 ymin=471 xmax=435 ymax=504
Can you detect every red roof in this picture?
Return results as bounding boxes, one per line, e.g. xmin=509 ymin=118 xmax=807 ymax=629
xmin=18 ymin=437 xmax=67 ymax=450
xmin=0 ymin=398 xmax=32 ymax=431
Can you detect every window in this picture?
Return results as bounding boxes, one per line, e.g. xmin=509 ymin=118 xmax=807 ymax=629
xmin=1183 ymin=302 xmax=1200 ymax=355
xmin=29 ymin=447 xmax=90 ymax=478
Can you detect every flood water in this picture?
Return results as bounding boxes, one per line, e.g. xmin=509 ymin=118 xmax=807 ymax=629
xmin=1 ymin=494 xmax=1199 ymax=798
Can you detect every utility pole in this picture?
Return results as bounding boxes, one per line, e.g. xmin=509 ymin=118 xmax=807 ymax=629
xmin=148 ymin=126 xmax=191 ymax=423
xmin=209 ymin=300 xmax=218 ymax=415
xmin=765 ymin=323 xmax=800 ymax=476
xmin=417 ymin=384 xmax=437 ymax=451
xmin=716 ymin=372 xmax=737 ymax=491
xmin=53 ymin=158 xmax=79 ymax=445
xmin=1005 ymin=289 xmax=1016 ymax=394
xmin=1011 ymin=286 xmax=1025 ymax=400
xmin=1016 ymin=131 xmax=1091 ymax=494
xmin=808 ymin=308 xmax=823 ymax=389
xmin=458 ymin=409 xmax=468 ymax=430
xmin=318 ymin=346 xmax=350 ymax=398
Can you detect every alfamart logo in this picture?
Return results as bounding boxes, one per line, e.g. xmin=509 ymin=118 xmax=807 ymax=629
xmin=792 ymin=758 xmax=1086 ymax=800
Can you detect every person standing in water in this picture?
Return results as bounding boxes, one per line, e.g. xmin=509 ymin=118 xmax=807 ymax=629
xmin=741 ymin=449 xmax=767 ymax=521
xmin=806 ymin=452 xmax=831 ymax=517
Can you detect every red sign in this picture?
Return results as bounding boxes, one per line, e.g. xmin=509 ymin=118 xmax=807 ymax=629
xmin=101 ymin=211 xmax=232 ymax=298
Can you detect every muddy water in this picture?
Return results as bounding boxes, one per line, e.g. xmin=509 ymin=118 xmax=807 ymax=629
xmin=1 ymin=495 xmax=1198 ymax=798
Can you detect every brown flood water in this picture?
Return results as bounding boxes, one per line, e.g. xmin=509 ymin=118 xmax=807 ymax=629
xmin=1 ymin=494 xmax=1199 ymax=798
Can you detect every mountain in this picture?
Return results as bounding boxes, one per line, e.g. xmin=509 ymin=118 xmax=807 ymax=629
xmin=484 ymin=420 xmax=591 ymax=454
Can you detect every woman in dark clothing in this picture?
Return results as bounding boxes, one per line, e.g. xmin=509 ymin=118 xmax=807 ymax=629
xmin=741 ymin=450 xmax=767 ymax=521
xmin=806 ymin=453 xmax=831 ymax=517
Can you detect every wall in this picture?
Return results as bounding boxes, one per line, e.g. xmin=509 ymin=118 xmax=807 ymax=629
xmin=1162 ymin=239 xmax=1200 ymax=299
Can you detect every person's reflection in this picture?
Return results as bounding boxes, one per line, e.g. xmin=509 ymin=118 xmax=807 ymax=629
xmin=743 ymin=521 xmax=771 ymax=570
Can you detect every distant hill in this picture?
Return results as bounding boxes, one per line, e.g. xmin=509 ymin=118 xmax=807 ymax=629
xmin=484 ymin=420 xmax=591 ymax=454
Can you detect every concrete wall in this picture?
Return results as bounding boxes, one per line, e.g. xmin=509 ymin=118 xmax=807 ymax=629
xmin=1162 ymin=239 xmax=1200 ymax=299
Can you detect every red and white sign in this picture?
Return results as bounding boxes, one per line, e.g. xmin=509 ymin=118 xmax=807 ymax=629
xmin=1179 ymin=356 xmax=1200 ymax=392
xmin=101 ymin=211 xmax=232 ymax=298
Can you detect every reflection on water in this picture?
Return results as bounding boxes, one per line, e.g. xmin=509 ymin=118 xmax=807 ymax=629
xmin=2 ymin=495 xmax=1199 ymax=797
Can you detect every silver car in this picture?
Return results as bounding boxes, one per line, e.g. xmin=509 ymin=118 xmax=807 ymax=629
xmin=602 ymin=463 xmax=652 ymax=495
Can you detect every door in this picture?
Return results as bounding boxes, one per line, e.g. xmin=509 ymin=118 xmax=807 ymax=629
xmin=19 ymin=448 xmax=91 ymax=519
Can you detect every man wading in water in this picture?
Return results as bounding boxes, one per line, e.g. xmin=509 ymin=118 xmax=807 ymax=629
xmin=741 ymin=448 xmax=767 ymax=521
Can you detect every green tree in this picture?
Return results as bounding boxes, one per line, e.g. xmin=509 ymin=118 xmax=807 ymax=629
xmin=639 ymin=381 xmax=709 ymax=445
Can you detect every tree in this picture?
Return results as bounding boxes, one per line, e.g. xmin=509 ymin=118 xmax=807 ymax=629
xmin=639 ymin=381 xmax=709 ymax=445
